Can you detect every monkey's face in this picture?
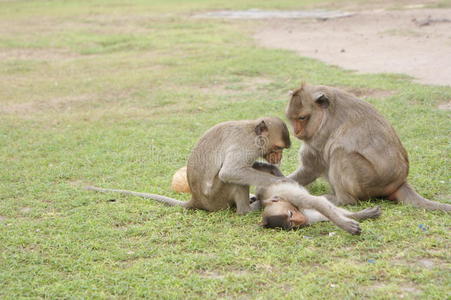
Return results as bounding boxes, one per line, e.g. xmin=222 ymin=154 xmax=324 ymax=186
xmin=255 ymin=117 xmax=291 ymax=164
xmin=261 ymin=196 xmax=308 ymax=230
xmin=286 ymin=84 xmax=330 ymax=140
xmin=264 ymin=147 xmax=284 ymax=164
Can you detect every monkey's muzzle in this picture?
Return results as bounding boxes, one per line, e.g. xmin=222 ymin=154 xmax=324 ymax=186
xmin=265 ymin=151 xmax=283 ymax=165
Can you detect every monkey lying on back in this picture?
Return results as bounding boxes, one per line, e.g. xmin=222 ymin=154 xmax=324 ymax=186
xmin=286 ymin=83 xmax=451 ymax=211
xmin=86 ymin=117 xmax=291 ymax=215
xmin=253 ymin=162 xmax=381 ymax=234
xmin=261 ymin=197 xmax=381 ymax=231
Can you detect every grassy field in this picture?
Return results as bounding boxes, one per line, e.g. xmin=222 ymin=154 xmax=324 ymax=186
xmin=1 ymin=0 xmax=450 ymax=298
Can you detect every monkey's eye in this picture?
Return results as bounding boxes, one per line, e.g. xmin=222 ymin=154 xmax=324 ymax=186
xmin=298 ymin=116 xmax=308 ymax=121
xmin=288 ymin=211 xmax=293 ymax=218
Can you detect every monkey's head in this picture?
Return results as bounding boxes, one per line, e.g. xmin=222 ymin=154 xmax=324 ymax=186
xmin=286 ymin=83 xmax=332 ymax=140
xmin=254 ymin=117 xmax=291 ymax=164
xmin=261 ymin=196 xmax=308 ymax=230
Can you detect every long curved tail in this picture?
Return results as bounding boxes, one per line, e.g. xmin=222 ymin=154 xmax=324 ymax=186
xmin=85 ymin=186 xmax=189 ymax=207
xmin=394 ymin=182 xmax=451 ymax=212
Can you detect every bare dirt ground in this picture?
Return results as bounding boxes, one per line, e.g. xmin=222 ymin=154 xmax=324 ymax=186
xmin=254 ymin=7 xmax=451 ymax=86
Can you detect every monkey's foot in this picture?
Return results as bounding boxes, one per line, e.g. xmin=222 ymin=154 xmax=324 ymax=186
xmin=250 ymin=200 xmax=262 ymax=211
xmin=354 ymin=206 xmax=382 ymax=220
xmin=338 ymin=218 xmax=362 ymax=235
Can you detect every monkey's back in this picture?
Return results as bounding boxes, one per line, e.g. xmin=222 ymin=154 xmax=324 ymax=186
xmin=325 ymin=92 xmax=409 ymax=195
xmin=186 ymin=120 xmax=252 ymax=209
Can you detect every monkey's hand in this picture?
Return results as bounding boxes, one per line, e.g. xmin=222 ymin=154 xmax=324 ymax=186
xmin=219 ymin=164 xmax=281 ymax=187
xmin=277 ymin=177 xmax=297 ymax=184
xmin=252 ymin=161 xmax=285 ymax=177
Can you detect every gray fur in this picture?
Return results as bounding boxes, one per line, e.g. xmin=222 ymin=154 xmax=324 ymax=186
xmin=256 ymin=165 xmax=381 ymax=234
xmin=286 ymin=83 xmax=450 ymax=211
xmin=86 ymin=117 xmax=291 ymax=214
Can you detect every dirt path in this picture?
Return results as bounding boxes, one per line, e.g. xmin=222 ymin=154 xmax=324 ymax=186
xmin=254 ymin=8 xmax=451 ymax=86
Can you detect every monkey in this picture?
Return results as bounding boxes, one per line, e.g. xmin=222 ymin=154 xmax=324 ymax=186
xmin=261 ymin=196 xmax=381 ymax=231
xmin=86 ymin=117 xmax=292 ymax=215
xmin=252 ymin=163 xmax=381 ymax=234
xmin=285 ymin=83 xmax=451 ymax=211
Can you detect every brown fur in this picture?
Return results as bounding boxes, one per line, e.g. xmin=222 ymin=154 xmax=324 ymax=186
xmin=286 ymin=83 xmax=450 ymax=211
xmin=86 ymin=117 xmax=291 ymax=215
xmin=255 ymin=164 xmax=381 ymax=234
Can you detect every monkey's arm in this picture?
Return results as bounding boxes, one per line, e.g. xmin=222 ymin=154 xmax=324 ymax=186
xmin=219 ymin=165 xmax=284 ymax=187
xmin=288 ymin=167 xmax=319 ymax=186
xmin=252 ymin=162 xmax=285 ymax=177
xmin=288 ymin=146 xmax=323 ymax=185
xmin=303 ymin=209 xmax=328 ymax=224
xmin=219 ymin=155 xmax=287 ymax=187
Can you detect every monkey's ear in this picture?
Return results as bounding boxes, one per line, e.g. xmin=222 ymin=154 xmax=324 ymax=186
xmin=315 ymin=93 xmax=330 ymax=109
xmin=255 ymin=120 xmax=269 ymax=136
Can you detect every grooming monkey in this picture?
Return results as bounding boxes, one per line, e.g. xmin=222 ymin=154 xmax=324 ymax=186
xmin=286 ymin=83 xmax=451 ymax=211
xmin=87 ymin=117 xmax=291 ymax=214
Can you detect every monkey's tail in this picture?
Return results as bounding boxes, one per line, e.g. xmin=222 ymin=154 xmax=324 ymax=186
xmin=85 ymin=186 xmax=189 ymax=207
xmin=393 ymin=182 xmax=451 ymax=212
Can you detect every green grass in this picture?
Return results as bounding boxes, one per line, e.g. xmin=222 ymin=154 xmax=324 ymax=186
xmin=0 ymin=0 xmax=450 ymax=299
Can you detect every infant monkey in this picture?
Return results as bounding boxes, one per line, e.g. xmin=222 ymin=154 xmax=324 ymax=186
xmin=260 ymin=195 xmax=382 ymax=231
xmin=253 ymin=163 xmax=382 ymax=233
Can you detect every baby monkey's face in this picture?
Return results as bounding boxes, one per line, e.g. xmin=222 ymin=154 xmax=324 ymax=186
xmin=261 ymin=196 xmax=308 ymax=230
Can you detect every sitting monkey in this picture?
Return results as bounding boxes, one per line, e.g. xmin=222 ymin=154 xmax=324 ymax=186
xmin=87 ymin=117 xmax=291 ymax=215
xmin=285 ymin=83 xmax=451 ymax=211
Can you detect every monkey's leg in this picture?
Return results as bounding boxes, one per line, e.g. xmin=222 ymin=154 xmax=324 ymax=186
xmin=327 ymin=156 xmax=361 ymax=205
xmin=294 ymin=195 xmax=361 ymax=235
xmin=305 ymin=198 xmax=382 ymax=222
xmin=302 ymin=206 xmax=381 ymax=225
xmin=335 ymin=206 xmax=382 ymax=221
xmin=250 ymin=200 xmax=262 ymax=211
xmin=233 ymin=185 xmax=253 ymax=215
